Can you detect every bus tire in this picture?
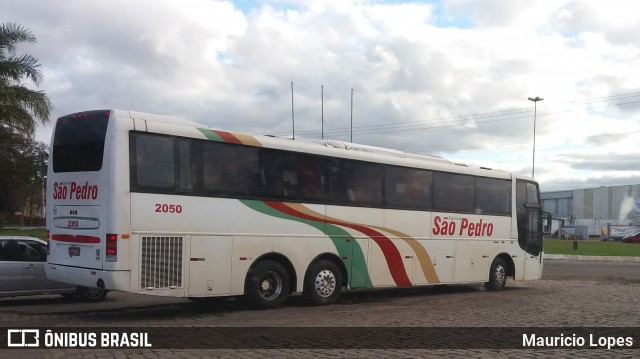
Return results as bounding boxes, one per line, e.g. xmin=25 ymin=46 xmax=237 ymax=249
xmin=77 ymin=286 xmax=108 ymax=302
xmin=304 ymin=260 xmax=342 ymax=306
xmin=245 ymin=260 xmax=290 ymax=309
xmin=485 ymin=257 xmax=508 ymax=291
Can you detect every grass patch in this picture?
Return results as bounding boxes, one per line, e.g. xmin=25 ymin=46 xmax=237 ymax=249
xmin=0 ymin=227 xmax=47 ymax=240
xmin=544 ymin=239 xmax=640 ymax=257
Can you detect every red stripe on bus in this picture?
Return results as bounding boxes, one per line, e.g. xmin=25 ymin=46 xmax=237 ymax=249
xmin=212 ymin=130 xmax=243 ymax=144
xmin=263 ymin=201 xmax=412 ymax=287
xmin=51 ymin=234 xmax=101 ymax=244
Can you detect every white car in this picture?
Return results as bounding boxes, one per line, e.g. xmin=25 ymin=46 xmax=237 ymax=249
xmin=0 ymin=236 xmax=107 ymax=302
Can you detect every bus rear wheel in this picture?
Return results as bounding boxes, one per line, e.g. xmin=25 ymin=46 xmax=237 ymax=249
xmin=304 ymin=260 xmax=342 ymax=306
xmin=245 ymin=260 xmax=290 ymax=309
xmin=485 ymin=257 xmax=507 ymax=291
xmin=77 ymin=286 xmax=108 ymax=302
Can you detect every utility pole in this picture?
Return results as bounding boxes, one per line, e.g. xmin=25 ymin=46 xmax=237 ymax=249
xmin=350 ymin=88 xmax=354 ymax=142
xmin=291 ymin=81 xmax=295 ymax=140
xmin=528 ymin=96 xmax=544 ymax=178
xmin=321 ymin=85 xmax=324 ymax=140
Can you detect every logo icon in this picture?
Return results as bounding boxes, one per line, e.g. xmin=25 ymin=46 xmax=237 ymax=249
xmin=7 ymin=329 xmax=40 ymax=347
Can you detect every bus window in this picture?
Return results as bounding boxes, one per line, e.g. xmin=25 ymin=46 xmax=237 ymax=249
xmin=344 ymin=161 xmax=383 ymax=206
xmin=177 ymin=139 xmax=193 ymax=193
xmin=327 ymin=158 xmax=349 ymax=204
xmin=385 ymin=166 xmax=433 ymax=210
xmin=297 ymin=155 xmax=325 ymax=201
xmin=326 ymin=158 xmax=383 ymax=206
xmin=52 ymin=110 xmax=110 ymax=172
xmin=259 ymin=150 xmax=298 ymax=199
xmin=202 ymin=142 xmax=259 ymax=197
xmin=258 ymin=151 xmax=326 ymax=202
xmin=135 ymin=135 xmax=174 ymax=189
xmin=433 ymin=172 xmax=474 ymax=213
xmin=475 ymin=177 xmax=511 ymax=215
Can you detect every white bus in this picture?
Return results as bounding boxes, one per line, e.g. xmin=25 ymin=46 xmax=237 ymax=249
xmin=46 ymin=109 xmax=547 ymax=308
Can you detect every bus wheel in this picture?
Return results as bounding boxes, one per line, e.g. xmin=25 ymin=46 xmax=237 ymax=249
xmin=485 ymin=258 xmax=507 ymax=291
xmin=77 ymin=286 xmax=108 ymax=302
xmin=245 ymin=260 xmax=290 ymax=309
xmin=304 ymin=260 xmax=342 ymax=306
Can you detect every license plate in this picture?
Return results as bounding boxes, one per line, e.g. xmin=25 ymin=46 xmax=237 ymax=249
xmin=68 ymin=246 xmax=81 ymax=257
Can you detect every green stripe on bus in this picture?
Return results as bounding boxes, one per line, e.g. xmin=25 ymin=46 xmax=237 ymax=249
xmin=197 ymin=128 xmax=224 ymax=142
xmin=239 ymin=199 xmax=371 ymax=288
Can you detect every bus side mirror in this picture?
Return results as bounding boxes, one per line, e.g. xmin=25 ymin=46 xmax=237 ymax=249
xmin=542 ymin=212 xmax=552 ymax=234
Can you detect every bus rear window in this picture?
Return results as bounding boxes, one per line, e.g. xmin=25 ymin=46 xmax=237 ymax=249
xmin=52 ymin=110 xmax=110 ymax=172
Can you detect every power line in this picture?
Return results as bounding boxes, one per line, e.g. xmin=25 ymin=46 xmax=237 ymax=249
xmin=272 ymin=90 xmax=640 ymax=139
xmin=411 ymin=129 xmax=640 ymax=154
xmin=291 ymin=99 xmax=636 ymax=139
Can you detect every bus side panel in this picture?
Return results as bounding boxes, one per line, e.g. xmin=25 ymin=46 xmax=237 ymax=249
xmin=418 ymin=239 xmax=454 ymax=284
xmin=188 ymin=235 xmax=233 ymax=296
xmin=514 ymin=253 xmax=526 ymax=281
xmin=382 ymin=209 xmax=449 ymax=287
xmin=131 ymin=194 xmax=334 ymax=296
xmin=326 ymin=205 xmax=384 ymax=287
xmin=229 ymin=235 xmax=274 ymax=295
xmin=273 ymin=233 xmax=335 ymax=293
xmin=229 ymin=202 xmax=330 ymax=295
xmin=326 ymin=205 xmax=428 ymax=288
xmin=523 ymin=253 xmax=543 ymax=280
xmin=105 ymin=113 xmax=135 ymax=271
xmin=452 ymin=215 xmax=513 ymax=283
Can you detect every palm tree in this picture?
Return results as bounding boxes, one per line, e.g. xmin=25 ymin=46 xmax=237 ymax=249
xmin=0 ymin=22 xmax=52 ymax=136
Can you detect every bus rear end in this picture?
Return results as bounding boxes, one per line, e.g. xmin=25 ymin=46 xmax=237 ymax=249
xmin=46 ymin=110 xmax=130 ymax=292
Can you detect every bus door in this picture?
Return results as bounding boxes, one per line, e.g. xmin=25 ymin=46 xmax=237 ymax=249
xmin=516 ymin=180 xmax=543 ymax=280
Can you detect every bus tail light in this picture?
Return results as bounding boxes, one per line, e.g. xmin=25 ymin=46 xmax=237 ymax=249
xmin=106 ymin=234 xmax=118 ymax=262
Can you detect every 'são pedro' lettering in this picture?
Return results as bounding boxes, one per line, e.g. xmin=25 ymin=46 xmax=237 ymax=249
xmin=432 ymin=216 xmax=494 ymax=237
xmin=53 ymin=181 xmax=99 ymax=200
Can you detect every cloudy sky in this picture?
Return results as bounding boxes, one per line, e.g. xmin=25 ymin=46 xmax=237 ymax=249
xmin=4 ymin=0 xmax=640 ymax=192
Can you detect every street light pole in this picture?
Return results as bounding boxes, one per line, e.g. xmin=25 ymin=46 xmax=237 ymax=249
xmin=321 ymin=85 xmax=324 ymax=140
xmin=350 ymin=88 xmax=354 ymax=143
xmin=291 ymin=81 xmax=295 ymax=140
xmin=528 ymin=96 xmax=544 ymax=178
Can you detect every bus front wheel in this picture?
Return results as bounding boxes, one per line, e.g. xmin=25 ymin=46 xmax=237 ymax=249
xmin=304 ymin=260 xmax=343 ymax=306
xmin=245 ymin=260 xmax=290 ymax=309
xmin=485 ymin=257 xmax=507 ymax=291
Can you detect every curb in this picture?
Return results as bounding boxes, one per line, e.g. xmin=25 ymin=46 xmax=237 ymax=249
xmin=544 ymin=254 xmax=640 ymax=262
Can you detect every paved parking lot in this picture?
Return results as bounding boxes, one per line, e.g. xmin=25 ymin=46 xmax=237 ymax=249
xmin=1 ymin=260 xmax=639 ymax=358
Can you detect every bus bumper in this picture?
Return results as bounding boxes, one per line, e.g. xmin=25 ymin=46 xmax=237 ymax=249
xmin=46 ymin=263 xmax=130 ymax=292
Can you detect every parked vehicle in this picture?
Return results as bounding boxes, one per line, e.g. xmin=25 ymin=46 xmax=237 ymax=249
xmin=621 ymin=232 xmax=640 ymax=243
xmin=0 ymin=236 xmax=108 ymax=301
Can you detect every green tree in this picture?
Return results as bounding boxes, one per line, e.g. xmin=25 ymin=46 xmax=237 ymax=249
xmin=0 ymin=22 xmax=53 ymax=136
xmin=0 ymin=127 xmax=48 ymax=226
xmin=0 ymin=22 xmax=52 ymax=226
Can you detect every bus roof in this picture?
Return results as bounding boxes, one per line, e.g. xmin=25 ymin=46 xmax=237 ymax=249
xmin=123 ymin=110 xmax=209 ymax=128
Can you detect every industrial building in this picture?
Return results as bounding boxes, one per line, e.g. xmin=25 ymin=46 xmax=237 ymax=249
xmin=541 ymin=184 xmax=640 ymax=238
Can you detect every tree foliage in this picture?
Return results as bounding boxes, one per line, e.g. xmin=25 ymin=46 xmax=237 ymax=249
xmin=0 ymin=22 xmax=53 ymax=136
xmin=0 ymin=127 xmax=48 ymax=226
xmin=0 ymin=22 xmax=52 ymax=225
